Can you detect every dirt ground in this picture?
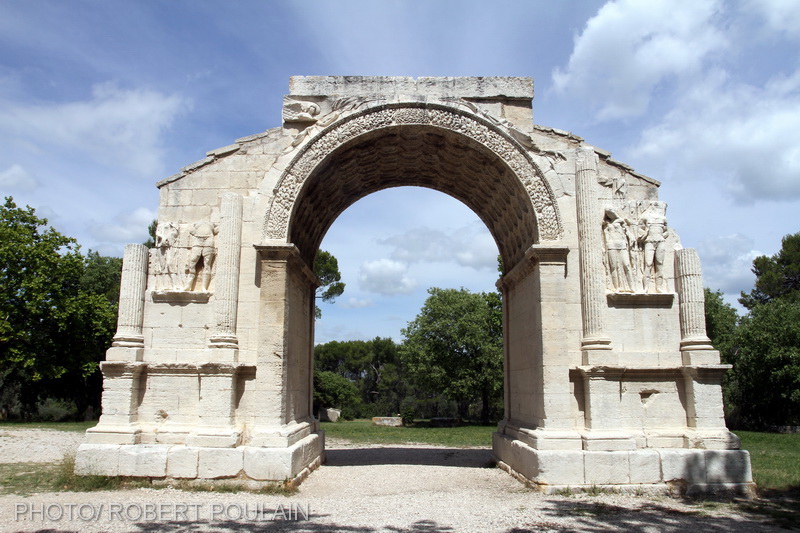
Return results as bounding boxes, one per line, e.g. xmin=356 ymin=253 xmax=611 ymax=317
xmin=0 ymin=428 xmax=793 ymax=532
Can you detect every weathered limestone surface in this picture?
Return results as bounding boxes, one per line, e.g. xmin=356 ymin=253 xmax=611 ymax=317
xmin=112 ymin=244 xmax=148 ymax=349
xmin=78 ymin=76 xmax=751 ymax=493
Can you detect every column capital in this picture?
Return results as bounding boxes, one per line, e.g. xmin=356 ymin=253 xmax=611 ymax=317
xmin=255 ymin=243 xmax=320 ymax=288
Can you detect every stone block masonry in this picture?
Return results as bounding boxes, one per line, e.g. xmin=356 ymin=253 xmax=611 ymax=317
xmin=77 ymin=76 xmax=752 ymax=493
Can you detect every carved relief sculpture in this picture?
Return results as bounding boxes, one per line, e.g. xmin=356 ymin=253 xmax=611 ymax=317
xmin=184 ymin=221 xmax=218 ymax=291
xmin=602 ymin=209 xmax=634 ymax=292
xmin=638 ymin=201 xmax=669 ymax=293
xmin=601 ymin=199 xmax=673 ymax=295
xmin=282 ymin=97 xmax=321 ymax=123
xmin=154 ymin=222 xmax=180 ymax=291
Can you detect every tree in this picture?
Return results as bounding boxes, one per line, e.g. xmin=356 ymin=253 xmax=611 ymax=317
xmin=143 ymin=219 xmax=157 ymax=249
xmin=739 ymin=231 xmax=800 ymax=310
xmin=315 ymin=337 xmax=406 ymax=417
xmin=0 ymin=197 xmax=117 ymax=416
xmin=313 ymin=370 xmax=360 ymax=418
xmin=313 ymin=250 xmax=345 ymax=318
xmin=81 ymin=251 xmax=123 ymax=305
xmin=704 ymin=288 xmax=739 ymax=360
xmin=717 ymin=231 xmax=800 ymax=428
xmin=401 ymin=287 xmax=503 ymax=423
xmin=726 ymin=298 xmax=800 ymax=427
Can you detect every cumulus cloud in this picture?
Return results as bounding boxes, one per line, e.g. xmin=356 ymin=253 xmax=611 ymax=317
xmin=341 ymin=297 xmax=374 ymax=309
xmin=0 ymin=164 xmax=38 ymax=191
xmin=696 ymin=233 xmax=760 ymax=297
xmin=631 ymin=68 xmax=800 ymax=201
xmin=358 ymin=258 xmax=418 ymax=296
xmin=0 ymin=82 xmax=190 ymax=177
xmin=89 ymin=206 xmax=156 ymax=245
xmin=552 ymin=0 xmax=726 ymax=120
xmin=380 ymin=222 xmax=497 ymax=271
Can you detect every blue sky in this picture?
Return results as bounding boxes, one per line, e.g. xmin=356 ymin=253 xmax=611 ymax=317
xmin=1 ymin=0 xmax=799 ymax=344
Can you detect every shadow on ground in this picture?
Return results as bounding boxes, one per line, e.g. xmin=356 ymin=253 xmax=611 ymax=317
xmin=128 ymin=519 xmax=460 ymax=532
xmin=530 ymin=498 xmax=791 ymax=532
xmin=323 ymin=446 xmax=493 ymax=468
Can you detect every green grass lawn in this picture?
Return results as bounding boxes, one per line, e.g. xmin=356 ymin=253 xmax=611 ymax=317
xmin=737 ymin=430 xmax=800 ymax=493
xmin=0 ymin=420 xmax=96 ymax=432
xmin=321 ymin=419 xmax=495 ymax=447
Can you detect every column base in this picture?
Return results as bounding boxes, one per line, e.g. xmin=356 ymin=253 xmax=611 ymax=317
xmin=582 ymin=347 xmax=617 ymax=366
xmin=208 ymin=335 xmax=239 ymax=350
xmin=111 ymin=336 xmax=144 ymax=348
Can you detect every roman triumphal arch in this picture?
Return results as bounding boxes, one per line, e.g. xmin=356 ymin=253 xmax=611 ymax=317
xmin=76 ymin=77 xmax=753 ymax=493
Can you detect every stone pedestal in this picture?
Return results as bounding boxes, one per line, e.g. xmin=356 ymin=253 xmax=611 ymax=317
xmin=84 ymin=362 xmax=144 ymax=445
xmin=187 ymin=363 xmax=242 ymax=448
xmin=493 ymin=433 xmax=753 ymax=495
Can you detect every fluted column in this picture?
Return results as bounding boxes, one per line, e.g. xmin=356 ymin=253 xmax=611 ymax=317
xmin=675 ymin=248 xmax=718 ymax=368
xmin=209 ymin=192 xmax=243 ymax=349
xmin=675 ymin=248 xmax=714 ymax=350
xmin=112 ymin=244 xmax=148 ymax=348
xmin=575 ymin=147 xmax=612 ymax=359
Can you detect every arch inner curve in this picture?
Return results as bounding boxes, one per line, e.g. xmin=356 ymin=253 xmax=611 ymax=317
xmin=289 ymin=125 xmax=541 ymax=269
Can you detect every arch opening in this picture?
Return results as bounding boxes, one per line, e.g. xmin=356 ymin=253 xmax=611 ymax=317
xmin=315 ymin=186 xmax=502 ymax=342
xmin=313 ymin=190 xmax=505 ymax=459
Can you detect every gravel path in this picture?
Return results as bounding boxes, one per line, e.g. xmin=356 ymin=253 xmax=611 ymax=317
xmin=0 ymin=429 xmax=86 ymax=464
xmin=0 ymin=429 xmax=790 ymax=532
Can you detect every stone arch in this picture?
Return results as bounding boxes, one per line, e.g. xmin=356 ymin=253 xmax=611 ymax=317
xmin=78 ymin=77 xmax=751 ymax=495
xmin=263 ymin=102 xmax=563 ymax=269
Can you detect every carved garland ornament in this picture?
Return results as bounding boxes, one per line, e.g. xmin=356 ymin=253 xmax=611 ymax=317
xmin=263 ymin=102 xmax=563 ymax=242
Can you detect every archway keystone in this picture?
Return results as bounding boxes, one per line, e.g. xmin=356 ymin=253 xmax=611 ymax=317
xmin=77 ymin=76 xmax=753 ymax=495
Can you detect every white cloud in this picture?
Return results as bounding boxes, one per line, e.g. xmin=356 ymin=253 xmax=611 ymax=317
xmin=0 ymin=164 xmax=38 ymax=191
xmin=0 ymin=83 xmax=190 ymax=177
xmin=696 ymin=233 xmax=759 ymax=298
xmin=358 ymin=258 xmax=418 ymax=296
xmin=552 ymin=0 xmax=726 ymax=120
xmin=89 ymin=206 xmax=156 ymax=245
xmin=744 ymin=0 xmax=800 ymax=39
xmin=380 ymin=222 xmax=497 ymax=271
xmin=631 ymin=68 xmax=800 ymax=201
xmin=341 ymin=297 xmax=374 ymax=309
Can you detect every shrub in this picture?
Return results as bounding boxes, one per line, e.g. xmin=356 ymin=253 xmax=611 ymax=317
xmin=36 ymin=398 xmax=78 ymax=422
